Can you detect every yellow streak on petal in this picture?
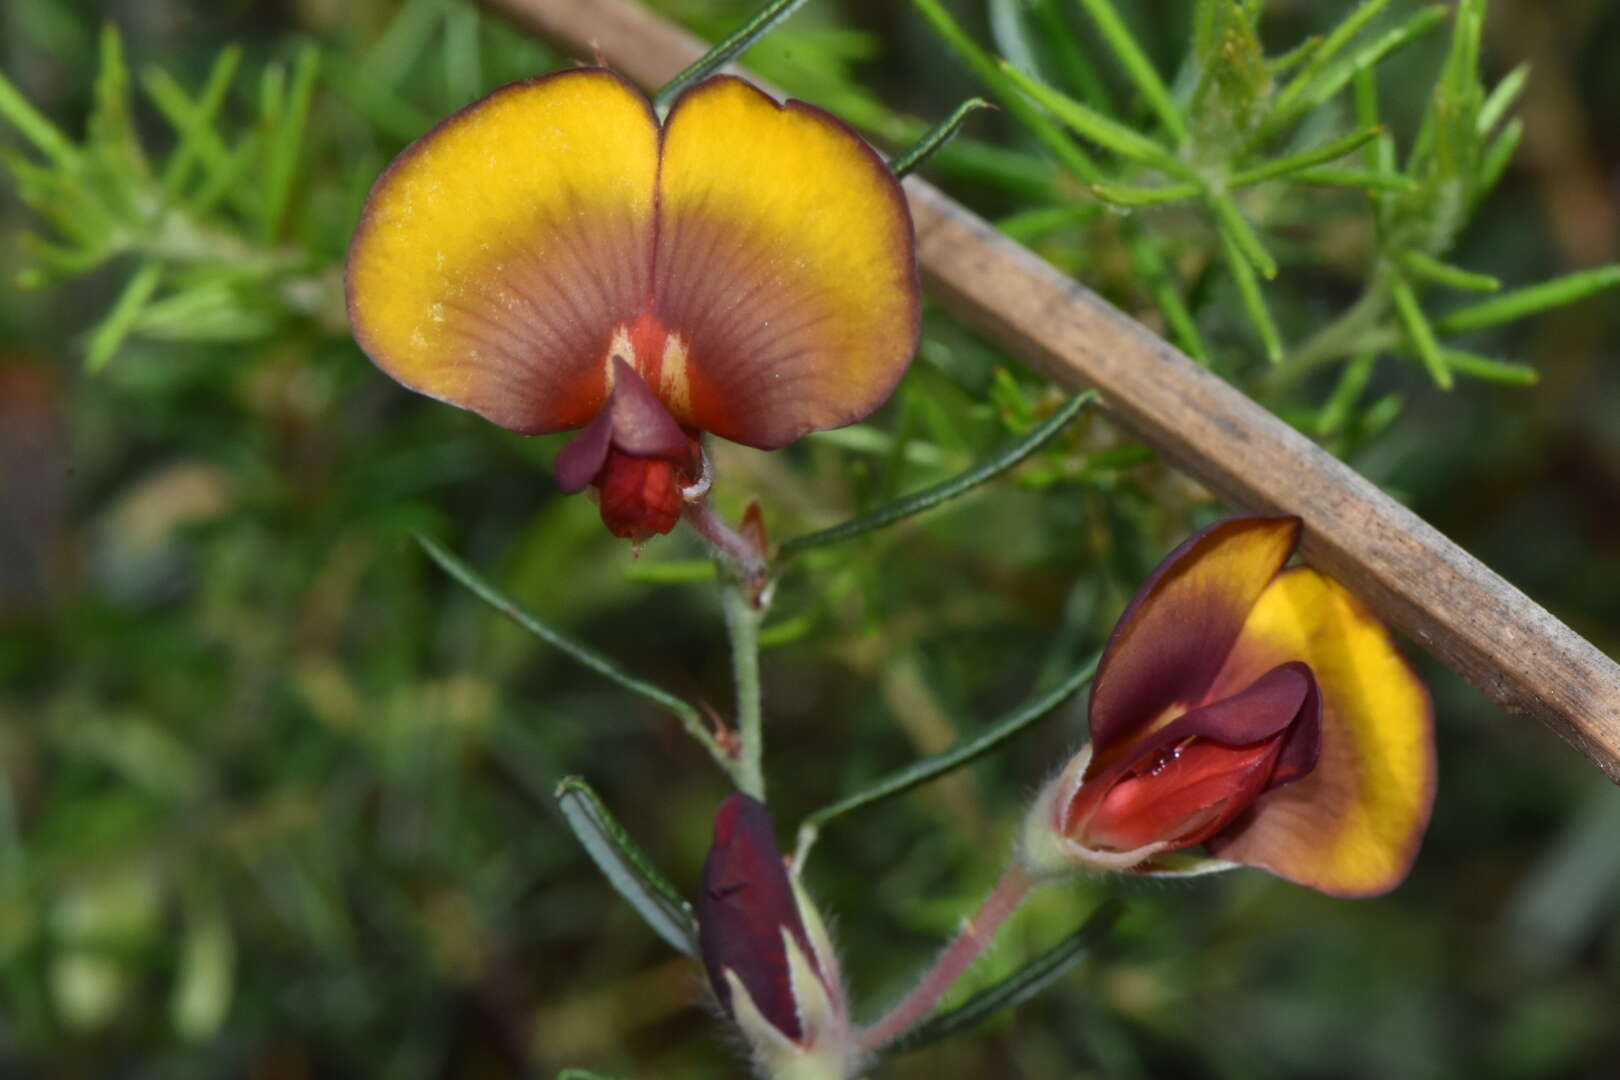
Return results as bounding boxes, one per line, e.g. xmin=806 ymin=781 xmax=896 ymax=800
xmin=657 ymin=333 xmax=692 ymax=420
xmin=1211 ymin=568 xmax=1436 ymax=896
xmin=346 ymin=70 xmax=658 ymax=434
xmin=654 ymin=77 xmax=919 ymax=448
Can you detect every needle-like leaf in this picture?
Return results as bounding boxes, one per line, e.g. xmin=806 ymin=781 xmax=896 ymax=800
xmin=780 ymin=392 xmax=1098 ymax=556
xmin=556 ymin=777 xmax=698 ymax=956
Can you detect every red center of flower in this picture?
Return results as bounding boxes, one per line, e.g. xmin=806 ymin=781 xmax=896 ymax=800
xmin=553 ymin=347 xmax=698 ymax=542
xmin=595 ymin=449 xmax=687 ymax=541
xmin=1078 ymin=735 xmax=1287 ymax=853
xmin=1064 ymin=660 xmax=1322 ymax=858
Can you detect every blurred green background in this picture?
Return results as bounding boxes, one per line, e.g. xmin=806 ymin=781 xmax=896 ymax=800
xmin=2 ymin=1 xmax=1619 ymax=1076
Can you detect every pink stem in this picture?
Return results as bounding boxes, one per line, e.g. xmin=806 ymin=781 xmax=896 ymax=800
xmin=858 ymin=863 xmax=1037 ymax=1053
xmin=682 ymin=499 xmax=769 ymax=599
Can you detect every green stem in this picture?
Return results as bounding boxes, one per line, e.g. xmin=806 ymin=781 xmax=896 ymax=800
xmin=1261 ymin=277 xmax=1390 ymax=394
xmin=794 ymin=654 xmax=1098 ymax=865
xmin=721 ymin=581 xmax=766 ymax=800
xmin=652 ymin=0 xmax=811 ymax=113
xmin=415 ymin=534 xmax=736 ymax=781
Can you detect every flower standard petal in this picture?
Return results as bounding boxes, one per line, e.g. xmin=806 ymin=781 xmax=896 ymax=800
xmin=1087 ymin=517 xmax=1302 ymax=768
xmin=1205 ymin=568 xmax=1437 ymax=896
xmin=654 ymin=76 xmax=921 ymax=449
xmin=346 ymin=69 xmax=659 ymax=435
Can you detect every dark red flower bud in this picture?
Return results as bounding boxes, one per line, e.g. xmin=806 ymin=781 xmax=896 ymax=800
xmin=698 ymin=793 xmax=813 ymax=1039
xmin=695 ymin=795 xmax=853 ymax=1077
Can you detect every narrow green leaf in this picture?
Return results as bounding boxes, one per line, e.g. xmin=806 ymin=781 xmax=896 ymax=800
xmin=357 ymin=0 xmax=444 ymax=95
xmin=1478 ymin=61 xmax=1530 ymax=135
xmin=1217 ymin=226 xmax=1283 ymax=361
xmin=191 ymin=135 xmax=259 ymax=218
xmin=779 ymin=392 xmax=1098 ymax=556
xmin=1124 ymin=224 xmax=1210 ymax=364
xmin=1289 ymin=166 xmax=1414 ymax=192
xmin=0 ymin=72 xmax=81 ymax=169
xmin=86 ymin=262 xmax=163 ymax=371
xmin=1089 ymin=180 xmax=1199 ymax=207
xmin=1311 ymin=6 xmax=1448 ymax=113
xmin=998 ymin=61 xmax=1188 ymax=176
xmin=1398 ymin=250 xmax=1499 ymax=292
xmin=989 ymin=0 xmax=1045 ymax=78
xmin=1389 ymin=274 xmax=1452 ymax=388
xmin=1075 ymin=0 xmax=1188 ymax=143
xmin=1258 ymin=4 xmax=1445 ymax=145
xmin=757 ymin=607 xmax=818 ymax=649
xmin=654 ymin=0 xmax=812 ymax=112
xmin=143 ymin=68 xmax=233 ymax=177
xmin=883 ymin=900 xmax=1124 ymax=1055
xmin=1471 ymin=117 xmax=1522 ymax=207
xmin=995 ymin=202 xmax=1101 ymax=242
xmin=1273 ymin=0 xmax=1392 ymax=113
xmin=170 ymin=887 xmax=234 ymax=1042
xmin=1437 ymin=265 xmax=1620 ymax=334
xmin=895 ymin=134 xmax=1058 ymax=199
xmin=1267 ymin=34 xmax=1322 ymax=78
xmin=795 ymin=655 xmax=1098 ymax=863
xmin=89 ymin=23 xmax=144 ymax=176
xmin=1442 ymin=349 xmax=1538 ymax=386
xmin=911 ymin=0 xmax=1102 ymax=184
xmin=1316 ymin=351 xmax=1377 ymax=437
xmin=414 ymin=534 xmax=714 ymax=737
xmin=891 ymin=98 xmax=993 ymax=179
xmin=442 ymin=3 xmax=483 ymax=107
xmin=1359 ymin=391 xmax=1405 ymax=442
xmin=1228 ymin=126 xmax=1381 ymax=187
xmin=1209 ymin=192 xmax=1277 ymax=279
xmin=151 ymin=46 xmax=242 ymax=200
xmin=556 ymin=777 xmax=698 ymax=956
xmin=557 ymin=1072 xmax=623 ymax=1080
xmin=1031 ymin=0 xmax=1114 ymax=111
xmin=261 ymin=43 xmax=320 ymax=243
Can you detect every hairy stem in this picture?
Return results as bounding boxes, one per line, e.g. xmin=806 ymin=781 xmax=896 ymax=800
xmin=683 ymin=498 xmax=769 ymax=599
xmin=1261 ymin=276 xmax=1390 ymax=394
xmin=858 ymin=863 xmax=1038 ymax=1053
xmin=719 ymin=580 xmax=765 ymax=800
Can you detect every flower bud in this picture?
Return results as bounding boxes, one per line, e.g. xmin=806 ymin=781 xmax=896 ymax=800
xmin=698 ymin=794 xmax=854 ymax=1080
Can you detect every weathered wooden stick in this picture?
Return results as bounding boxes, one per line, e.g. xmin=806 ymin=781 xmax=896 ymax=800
xmin=480 ymin=0 xmax=1620 ymax=783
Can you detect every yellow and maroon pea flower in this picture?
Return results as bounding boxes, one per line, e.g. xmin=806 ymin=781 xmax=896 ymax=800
xmin=1021 ymin=516 xmax=1436 ymax=897
xmin=345 ymin=68 xmax=920 ymax=542
xmin=699 ymin=794 xmax=854 ymax=1080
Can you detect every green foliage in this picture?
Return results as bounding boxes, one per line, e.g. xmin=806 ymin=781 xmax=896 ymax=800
xmin=906 ymin=0 xmax=1619 ymax=410
xmin=1 ymin=28 xmax=341 ymax=365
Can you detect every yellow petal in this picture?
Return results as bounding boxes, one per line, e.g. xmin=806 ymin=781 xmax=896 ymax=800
xmin=654 ymin=77 xmax=920 ymax=449
xmin=346 ymin=69 xmax=658 ymax=434
xmin=1207 ymin=568 xmax=1436 ymax=896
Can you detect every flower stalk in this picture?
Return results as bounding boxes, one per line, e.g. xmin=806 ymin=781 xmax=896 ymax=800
xmin=857 ymin=862 xmax=1038 ymax=1054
